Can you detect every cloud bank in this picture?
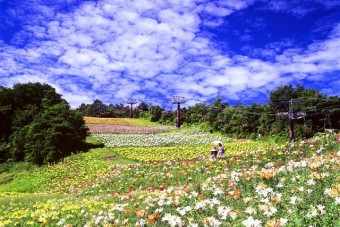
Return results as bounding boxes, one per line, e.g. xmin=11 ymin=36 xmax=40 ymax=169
xmin=0 ymin=0 xmax=339 ymax=108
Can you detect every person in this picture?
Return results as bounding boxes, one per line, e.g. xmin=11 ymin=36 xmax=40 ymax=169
xmin=211 ymin=146 xmax=217 ymax=160
xmin=217 ymin=143 xmax=225 ymax=158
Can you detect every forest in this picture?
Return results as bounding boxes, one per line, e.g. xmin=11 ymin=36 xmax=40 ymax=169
xmin=76 ymin=84 xmax=340 ymax=140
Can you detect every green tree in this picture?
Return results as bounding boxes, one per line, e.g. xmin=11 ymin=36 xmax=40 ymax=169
xmin=14 ymin=103 xmax=87 ymax=164
xmin=185 ymin=103 xmax=209 ymax=124
xmin=149 ymin=105 xmax=164 ymax=122
xmin=208 ymin=98 xmax=228 ymax=131
xmin=0 ymin=83 xmax=88 ymax=164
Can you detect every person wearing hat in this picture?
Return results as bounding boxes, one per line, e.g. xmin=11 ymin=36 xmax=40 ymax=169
xmin=211 ymin=146 xmax=217 ymax=160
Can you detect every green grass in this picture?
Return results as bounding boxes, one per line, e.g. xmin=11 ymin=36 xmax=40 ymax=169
xmin=0 ymin=139 xmax=136 ymax=193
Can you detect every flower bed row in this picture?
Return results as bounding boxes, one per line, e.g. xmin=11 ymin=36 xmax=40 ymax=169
xmin=91 ymin=131 xmax=224 ymax=147
xmin=84 ymin=117 xmax=157 ymax=126
xmin=87 ymin=124 xmax=173 ymax=134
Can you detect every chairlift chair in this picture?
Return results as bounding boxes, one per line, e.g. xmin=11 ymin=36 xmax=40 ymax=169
xmin=305 ymin=126 xmax=312 ymax=134
xmin=323 ymin=114 xmax=333 ymax=132
xmin=262 ymin=126 xmax=269 ymax=133
xmin=303 ymin=117 xmax=312 ymax=134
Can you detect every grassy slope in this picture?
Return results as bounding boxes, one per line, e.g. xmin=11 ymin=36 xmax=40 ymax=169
xmin=0 ymin=137 xmax=136 ymax=193
xmin=0 ymin=118 xmax=170 ymax=193
xmin=0 ymin=119 xmax=203 ymax=193
xmin=0 ymin=118 xmax=339 ymax=226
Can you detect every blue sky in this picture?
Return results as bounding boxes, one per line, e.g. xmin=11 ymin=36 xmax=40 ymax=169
xmin=0 ymin=0 xmax=339 ymax=109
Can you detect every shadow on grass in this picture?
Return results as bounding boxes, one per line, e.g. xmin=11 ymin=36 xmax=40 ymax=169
xmin=77 ymin=136 xmax=106 ymax=153
xmin=79 ymin=141 xmax=105 ymax=151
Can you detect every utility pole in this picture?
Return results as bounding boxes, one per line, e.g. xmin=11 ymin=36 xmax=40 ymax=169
xmin=172 ymin=96 xmax=185 ymax=128
xmin=127 ymin=98 xmax=137 ymax=118
xmin=288 ymin=99 xmax=294 ymax=142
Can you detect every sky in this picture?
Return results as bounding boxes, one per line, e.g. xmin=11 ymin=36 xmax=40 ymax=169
xmin=0 ymin=0 xmax=339 ymax=109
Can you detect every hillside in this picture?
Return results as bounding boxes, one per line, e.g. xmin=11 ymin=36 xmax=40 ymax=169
xmin=0 ymin=118 xmax=339 ymax=226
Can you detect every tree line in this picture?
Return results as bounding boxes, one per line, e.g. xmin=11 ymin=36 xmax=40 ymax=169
xmin=77 ymin=84 xmax=340 ymax=140
xmin=1 ymin=83 xmax=339 ymax=165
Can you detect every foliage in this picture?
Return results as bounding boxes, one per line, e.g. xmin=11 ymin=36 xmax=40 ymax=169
xmin=76 ymin=100 xmax=152 ymax=118
xmin=0 ymin=83 xmax=88 ymax=164
xmin=76 ymin=84 xmax=339 ymax=139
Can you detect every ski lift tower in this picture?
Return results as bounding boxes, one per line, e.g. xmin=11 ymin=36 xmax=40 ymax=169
xmin=277 ymin=99 xmax=306 ymax=142
xmin=127 ymin=98 xmax=137 ymax=118
xmin=172 ymin=96 xmax=185 ymax=128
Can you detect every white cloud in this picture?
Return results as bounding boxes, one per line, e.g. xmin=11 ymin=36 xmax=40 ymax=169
xmin=0 ymin=0 xmax=339 ymax=108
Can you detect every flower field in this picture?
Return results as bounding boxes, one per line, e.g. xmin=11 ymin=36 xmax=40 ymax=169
xmin=87 ymin=125 xmax=172 ymax=134
xmin=91 ymin=128 xmax=227 ymax=147
xmin=84 ymin=117 xmax=159 ymax=126
xmin=0 ymin=122 xmax=339 ymax=226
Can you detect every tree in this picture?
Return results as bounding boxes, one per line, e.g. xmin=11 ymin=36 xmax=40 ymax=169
xmin=185 ymin=103 xmax=209 ymax=124
xmin=0 ymin=83 xmax=88 ymax=164
xmin=208 ymin=98 xmax=229 ymax=131
xmin=11 ymin=103 xmax=88 ymax=164
xmin=149 ymin=105 xmax=164 ymax=122
xmin=89 ymin=99 xmax=108 ymax=117
xmin=269 ymin=84 xmax=330 ymax=139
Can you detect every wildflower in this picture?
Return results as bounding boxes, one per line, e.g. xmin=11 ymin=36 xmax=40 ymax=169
xmin=306 ymin=179 xmax=316 ymax=185
xmin=261 ymin=198 xmax=270 ymax=204
xmin=217 ymin=206 xmax=231 ymax=219
xmin=188 ymin=222 xmax=199 ymax=227
xmin=194 ymin=201 xmax=207 ymax=210
xmin=229 ymin=211 xmax=238 ymax=219
xmin=176 ymin=206 xmax=191 ymax=216
xmin=136 ymin=209 xmax=147 ymax=217
xmin=279 ymin=218 xmax=288 ymax=226
xmin=263 ymin=206 xmax=277 ymax=217
xmin=56 ymin=219 xmax=66 ymax=226
xmin=94 ymin=215 xmax=102 ymax=225
xmin=155 ymin=207 xmax=163 ymax=213
xmin=243 ymin=197 xmax=253 ymax=203
xmin=135 ymin=218 xmax=146 ymax=227
xmin=307 ymin=204 xmax=326 ymax=218
xmin=203 ymin=216 xmax=222 ymax=226
xmin=276 ymin=182 xmax=284 ymax=188
xmin=213 ymin=187 xmax=224 ymax=196
xmin=324 ymin=188 xmax=331 ymax=195
xmin=245 ymin=206 xmax=256 ymax=215
xmin=289 ymin=196 xmax=301 ymax=204
xmin=316 ymin=204 xmax=326 ymax=215
xmin=242 ymin=216 xmax=262 ymax=227
xmin=335 ymin=197 xmax=340 ymax=204
xmin=211 ymin=198 xmax=221 ymax=206
xmin=162 ymin=213 xmax=182 ymax=227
